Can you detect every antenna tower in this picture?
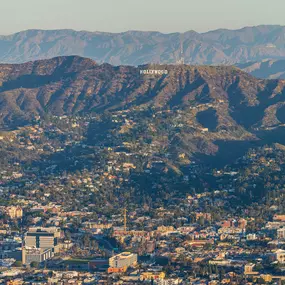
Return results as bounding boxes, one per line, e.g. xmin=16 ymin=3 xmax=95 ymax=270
xmin=177 ymin=34 xmax=185 ymax=64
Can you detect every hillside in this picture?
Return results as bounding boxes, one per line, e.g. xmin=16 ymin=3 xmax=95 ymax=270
xmin=0 ymin=55 xmax=284 ymax=129
xmin=1 ymin=56 xmax=285 ymax=208
xmin=2 ymin=26 xmax=285 ymax=65
xmin=1 ymin=56 xmax=285 ymax=167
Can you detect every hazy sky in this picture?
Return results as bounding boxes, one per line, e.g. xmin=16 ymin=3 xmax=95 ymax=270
xmin=0 ymin=0 xmax=282 ymax=34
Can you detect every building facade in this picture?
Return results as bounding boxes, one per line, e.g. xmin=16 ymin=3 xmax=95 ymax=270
xmin=6 ymin=206 xmax=23 ymax=219
xmin=22 ymin=247 xmax=53 ymax=265
xmin=24 ymin=227 xmax=60 ymax=253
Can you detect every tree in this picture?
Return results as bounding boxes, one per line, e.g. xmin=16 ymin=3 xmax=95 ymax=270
xmin=13 ymin=261 xmax=22 ymax=267
xmin=204 ymin=243 xmax=213 ymax=251
xmin=197 ymin=216 xmax=205 ymax=226
xmin=65 ymin=230 xmax=71 ymax=240
xmin=30 ymin=261 xmax=39 ymax=268
xmin=83 ymin=234 xmax=91 ymax=248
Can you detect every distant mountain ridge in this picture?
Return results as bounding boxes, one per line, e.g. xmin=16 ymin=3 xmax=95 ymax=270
xmin=3 ymin=26 xmax=285 ymax=65
xmin=238 ymin=59 xmax=285 ymax=79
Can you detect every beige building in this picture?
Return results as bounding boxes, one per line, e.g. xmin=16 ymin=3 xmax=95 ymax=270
xmin=22 ymin=247 xmax=53 ymax=265
xmin=244 ymin=263 xmax=258 ymax=275
xmin=6 ymin=279 xmax=24 ymax=285
xmin=156 ymin=226 xmax=175 ymax=233
xmin=82 ymin=222 xmax=113 ymax=230
xmin=24 ymin=227 xmax=61 ymax=253
xmin=277 ymin=228 xmax=285 ymax=239
xmin=261 ymin=275 xmax=273 ymax=283
xmin=109 ymin=252 xmax=137 ymax=269
xmin=275 ymin=249 xmax=285 ymax=263
xmin=140 ymin=271 xmax=165 ymax=281
xmin=27 ymin=227 xmax=61 ymax=237
xmin=6 ymin=206 xmax=23 ymax=219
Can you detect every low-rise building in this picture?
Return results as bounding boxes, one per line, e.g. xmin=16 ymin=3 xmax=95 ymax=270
xmin=274 ymin=249 xmax=285 ymax=263
xmin=140 ymin=271 xmax=165 ymax=281
xmin=6 ymin=206 xmax=23 ymax=219
xmin=108 ymin=252 xmax=137 ymax=273
xmin=22 ymin=247 xmax=53 ymax=265
xmin=244 ymin=263 xmax=258 ymax=275
xmin=277 ymin=228 xmax=285 ymax=239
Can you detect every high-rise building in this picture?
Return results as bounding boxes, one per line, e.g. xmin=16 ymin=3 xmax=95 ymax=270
xmin=24 ymin=227 xmax=61 ymax=253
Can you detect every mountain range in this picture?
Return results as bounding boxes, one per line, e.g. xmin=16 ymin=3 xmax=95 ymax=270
xmin=0 ymin=55 xmax=280 ymax=127
xmin=238 ymin=59 xmax=285 ymax=79
xmin=2 ymin=56 xmax=285 ymax=166
xmin=3 ymin=26 xmax=285 ymax=65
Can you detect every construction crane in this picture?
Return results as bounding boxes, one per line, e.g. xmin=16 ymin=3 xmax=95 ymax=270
xmin=123 ymin=208 xmax=127 ymax=232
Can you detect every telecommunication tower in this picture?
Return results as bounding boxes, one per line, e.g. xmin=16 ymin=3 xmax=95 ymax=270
xmin=177 ymin=34 xmax=185 ymax=65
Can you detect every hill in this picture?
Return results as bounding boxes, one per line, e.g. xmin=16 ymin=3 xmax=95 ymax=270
xmin=1 ymin=56 xmax=285 ymax=206
xmin=1 ymin=56 xmax=285 ymax=166
xmin=0 ymin=55 xmax=284 ymax=128
xmin=2 ymin=26 xmax=285 ymax=65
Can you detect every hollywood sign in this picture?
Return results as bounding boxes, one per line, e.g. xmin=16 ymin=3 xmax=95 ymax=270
xmin=140 ymin=69 xmax=168 ymax=75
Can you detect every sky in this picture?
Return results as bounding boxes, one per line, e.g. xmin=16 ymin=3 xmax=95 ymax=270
xmin=0 ymin=0 xmax=283 ymax=35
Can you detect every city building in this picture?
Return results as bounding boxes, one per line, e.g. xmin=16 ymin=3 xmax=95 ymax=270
xmin=196 ymin=212 xmax=212 ymax=221
xmin=273 ymin=215 xmax=285 ymax=222
xmin=108 ymin=252 xmax=137 ymax=273
xmin=140 ymin=271 xmax=166 ymax=281
xmin=82 ymin=222 xmax=113 ymax=230
xmin=6 ymin=279 xmax=24 ymax=285
xmin=156 ymin=226 xmax=175 ymax=233
xmin=246 ymin=233 xmax=257 ymax=241
xmin=238 ymin=218 xmax=247 ymax=229
xmin=24 ymin=227 xmax=61 ymax=253
xmin=275 ymin=249 xmax=285 ymax=263
xmin=0 ymin=239 xmax=22 ymax=261
xmin=0 ymin=240 xmax=21 ymax=253
xmin=155 ymin=279 xmax=182 ymax=285
xmin=6 ymin=206 xmax=23 ymax=219
xmin=146 ymin=240 xmax=156 ymax=253
xmin=22 ymin=247 xmax=53 ymax=265
xmin=261 ymin=275 xmax=273 ymax=283
xmin=277 ymin=228 xmax=285 ymax=239
xmin=244 ymin=263 xmax=258 ymax=275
